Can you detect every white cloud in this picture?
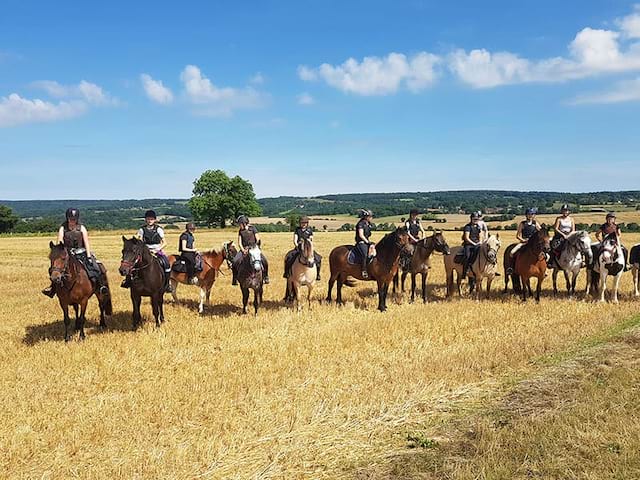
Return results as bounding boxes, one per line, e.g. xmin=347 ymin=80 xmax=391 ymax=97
xmin=297 ymin=92 xmax=315 ymax=105
xmin=31 ymin=80 xmax=117 ymax=105
xmin=140 ymin=73 xmax=174 ymax=104
xmin=180 ymin=65 xmax=268 ymax=116
xmin=249 ymin=72 xmax=265 ymax=85
xmin=0 ymin=93 xmax=87 ymax=127
xmin=617 ymin=5 xmax=640 ymax=39
xmin=570 ymin=77 xmax=640 ymax=104
xmin=298 ymin=52 xmax=440 ymax=95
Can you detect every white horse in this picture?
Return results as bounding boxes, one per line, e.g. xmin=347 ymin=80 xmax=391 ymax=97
xmin=285 ymin=238 xmax=317 ymax=311
xmin=444 ymin=234 xmax=501 ymax=300
xmin=587 ymin=234 xmax=625 ymax=303
xmin=630 ymin=244 xmax=640 ymax=297
xmin=551 ymin=230 xmax=592 ymax=297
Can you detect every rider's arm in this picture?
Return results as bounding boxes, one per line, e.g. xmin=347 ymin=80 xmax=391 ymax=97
xmin=293 ymin=232 xmax=299 ymax=247
xmin=535 ymin=221 xmax=542 ymax=231
xmin=570 ymin=218 xmax=576 ymax=234
xmin=480 ymin=227 xmax=487 ymax=243
xmin=57 ymin=226 xmax=64 ymax=244
xmin=419 ymin=223 xmax=426 ymax=238
xmin=157 ymin=228 xmax=167 ymax=252
xmin=596 ymin=228 xmax=603 ymax=242
xmin=553 ymin=217 xmax=564 ymax=237
xmin=181 ymin=237 xmax=195 ymax=253
xmin=357 ymin=227 xmax=368 ymax=243
xmin=463 ymin=230 xmax=476 ymax=246
xmin=238 ymin=234 xmax=245 ymax=251
xmin=80 ymin=225 xmax=91 ymax=257
xmin=254 ymin=231 xmax=262 ymax=247
xmin=135 ymin=228 xmax=144 ymax=240
xmin=516 ymin=222 xmax=525 ymax=242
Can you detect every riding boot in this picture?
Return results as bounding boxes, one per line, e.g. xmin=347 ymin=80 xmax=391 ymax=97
xmin=164 ymin=272 xmax=173 ymax=293
xmin=361 ymin=259 xmax=369 ymax=279
xmin=42 ymin=283 xmax=56 ymax=298
xmin=96 ymin=276 xmax=109 ymax=295
xmin=315 ymin=255 xmax=322 ymax=281
xmin=232 ymin=269 xmax=238 ymax=285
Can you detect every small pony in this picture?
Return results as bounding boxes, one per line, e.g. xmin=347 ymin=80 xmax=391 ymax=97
xmin=285 ymin=237 xmax=318 ymax=311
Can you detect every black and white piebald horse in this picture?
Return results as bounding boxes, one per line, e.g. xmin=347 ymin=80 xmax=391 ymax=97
xmin=586 ymin=233 xmax=625 ymax=303
xmin=630 ymin=244 xmax=640 ymax=298
xmin=551 ymin=231 xmax=592 ymax=297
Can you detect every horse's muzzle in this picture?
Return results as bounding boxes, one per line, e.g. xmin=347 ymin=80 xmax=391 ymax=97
xmin=252 ymin=261 xmax=262 ymax=272
xmin=50 ymin=272 xmax=64 ymax=284
xmin=119 ymin=265 xmax=131 ymax=277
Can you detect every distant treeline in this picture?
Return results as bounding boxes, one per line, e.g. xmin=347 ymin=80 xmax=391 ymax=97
xmin=258 ymin=191 xmax=640 ymax=217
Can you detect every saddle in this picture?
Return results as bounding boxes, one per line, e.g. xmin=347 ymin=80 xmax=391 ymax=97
xmin=454 ymin=252 xmax=465 ymax=264
xmin=347 ymin=247 xmax=362 ymax=265
xmin=171 ymin=253 xmax=203 ymax=273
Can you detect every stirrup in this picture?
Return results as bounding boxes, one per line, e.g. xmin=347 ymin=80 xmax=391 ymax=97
xmin=98 ymin=286 xmax=109 ymax=295
xmin=362 ymin=270 xmax=369 ymax=279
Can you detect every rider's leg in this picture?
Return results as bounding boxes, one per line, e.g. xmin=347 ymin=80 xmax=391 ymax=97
xmin=358 ymin=242 xmax=369 ymax=278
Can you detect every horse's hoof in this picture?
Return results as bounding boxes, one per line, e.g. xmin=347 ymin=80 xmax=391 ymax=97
xmin=64 ymin=336 xmax=72 ymax=343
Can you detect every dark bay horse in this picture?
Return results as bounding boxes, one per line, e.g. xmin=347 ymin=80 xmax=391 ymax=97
xmin=119 ymin=236 xmax=165 ymax=328
xmin=169 ymin=249 xmax=226 ymax=314
xmin=393 ymin=232 xmax=450 ymax=303
xmin=48 ymin=242 xmax=112 ymax=341
xmin=327 ymin=227 xmax=410 ymax=311
xmin=513 ymin=227 xmax=551 ymax=302
xmin=234 ymin=245 xmax=265 ymax=315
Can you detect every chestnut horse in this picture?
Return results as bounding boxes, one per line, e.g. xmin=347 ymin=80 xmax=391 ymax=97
xmin=514 ymin=227 xmax=551 ymax=302
xmin=327 ymin=227 xmax=410 ymax=312
xmin=393 ymin=231 xmax=450 ymax=303
xmin=631 ymin=244 xmax=640 ymax=297
xmin=47 ymin=242 xmax=112 ymax=341
xmin=169 ymin=249 xmax=226 ymax=314
xmin=119 ymin=236 xmax=166 ymax=328
xmin=285 ymin=237 xmax=318 ymax=311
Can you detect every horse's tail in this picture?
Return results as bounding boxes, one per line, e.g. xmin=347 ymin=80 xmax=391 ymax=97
xmin=102 ymin=292 xmax=113 ymax=316
xmin=512 ymin=274 xmax=522 ymax=294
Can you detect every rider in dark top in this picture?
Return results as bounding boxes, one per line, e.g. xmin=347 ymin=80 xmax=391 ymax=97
xmin=232 ymin=215 xmax=270 ymax=285
xmin=355 ymin=209 xmax=373 ymax=278
xmin=462 ymin=212 xmax=484 ymax=278
xmin=401 ymin=208 xmax=424 ymax=269
xmin=179 ymin=222 xmax=199 ymax=284
xmin=42 ymin=208 xmax=108 ymax=297
xmin=506 ymin=208 xmax=542 ymax=274
xmin=283 ymin=216 xmax=322 ymax=281
xmin=596 ymin=212 xmax=629 ymax=270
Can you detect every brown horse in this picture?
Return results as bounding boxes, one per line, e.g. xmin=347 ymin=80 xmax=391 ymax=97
xmin=393 ymin=232 xmax=450 ymax=303
xmin=285 ymin=237 xmax=318 ymax=311
xmin=327 ymin=227 xmax=410 ymax=311
xmin=47 ymin=242 xmax=112 ymax=341
xmin=514 ymin=227 xmax=551 ymax=302
xmin=169 ymin=249 xmax=226 ymax=314
xmin=119 ymin=236 xmax=166 ymax=328
xmin=234 ymin=245 xmax=265 ymax=315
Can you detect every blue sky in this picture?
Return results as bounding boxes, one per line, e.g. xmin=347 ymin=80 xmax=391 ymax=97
xmin=1 ymin=0 xmax=639 ymax=199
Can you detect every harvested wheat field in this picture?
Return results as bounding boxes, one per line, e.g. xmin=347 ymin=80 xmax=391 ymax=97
xmin=1 ymin=230 xmax=640 ymax=479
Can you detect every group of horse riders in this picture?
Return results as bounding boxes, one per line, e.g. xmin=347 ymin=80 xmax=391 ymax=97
xmin=42 ymin=204 xmax=631 ymax=299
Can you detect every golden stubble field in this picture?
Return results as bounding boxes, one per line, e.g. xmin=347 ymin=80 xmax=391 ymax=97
xmin=1 ymin=229 xmax=639 ymax=479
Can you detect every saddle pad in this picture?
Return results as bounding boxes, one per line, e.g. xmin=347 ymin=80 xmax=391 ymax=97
xmin=454 ymin=253 xmax=465 ymax=264
xmin=347 ymin=247 xmax=361 ymax=265
xmin=172 ymin=260 xmax=188 ymax=273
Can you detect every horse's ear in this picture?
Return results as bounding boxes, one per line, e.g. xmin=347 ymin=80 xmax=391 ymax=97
xmin=49 ymin=241 xmax=55 ymax=249
xmin=496 ymin=233 xmax=500 ymax=239
xmin=122 ymin=235 xmax=127 ymax=242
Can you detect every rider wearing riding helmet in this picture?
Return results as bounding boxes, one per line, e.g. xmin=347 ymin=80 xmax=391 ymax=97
xmin=597 ymin=212 xmax=630 ymax=270
xmin=130 ymin=209 xmax=172 ymax=292
xmin=505 ymin=207 xmax=542 ymax=274
xmin=461 ymin=212 xmax=485 ymax=278
xmin=283 ymin=216 xmax=322 ymax=281
xmin=232 ymin=215 xmax=270 ymax=285
xmin=42 ymin=208 xmax=108 ymax=297
xmin=179 ymin=222 xmax=199 ymax=284
xmin=549 ymin=204 xmax=575 ymax=267
xmin=355 ymin=209 xmax=374 ymax=278
xmin=401 ymin=209 xmax=425 ymax=269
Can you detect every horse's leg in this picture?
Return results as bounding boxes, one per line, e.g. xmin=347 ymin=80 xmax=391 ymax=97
xmin=456 ymin=271 xmax=462 ymax=297
xmin=307 ymin=284 xmax=313 ymax=310
xmin=326 ymin=275 xmax=336 ymax=303
xmin=585 ymin=269 xmax=591 ymax=296
xmin=445 ymin=270 xmax=453 ymax=298
xmin=521 ymin=277 xmax=528 ymax=302
xmin=242 ymin=287 xmax=250 ymax=314
xmin=475 ymin=277 xmax=482 ymax=301
xmin=159 ymin=294 xmax=165 ymax=324
xmin=254 ymin=287 xmax=261 ymax=315
xmin=295 ymin=283 xmax=302 ymax=312
xmin=410 ymin=273 xmax=417 ymax=303
xmin=401 ymin=271 xmax=408 ymax=293
xmin=563 ymin=270 xmax=571 ymax=296
xmin=151 ymin=295 xmax=161 ymax=328
xmin=61 ymin=300 xmax=72 ymax=342
xmin=131 ymin=291 xmax=142 ymax=329
xmin=552 ymin=269 xmax=558 ymax=296
xmin=336 ymin=276 xmax=344 ymax=305
xmin=612 ymin=273 xmax=621 ymax=304
xmin=633 ymin=266 xmax=640 ymax=297
xmin=503 ymin=269 xmax=510 ymax=293
xmin=422 ymin=271 xmax=428 ymax=304
xmin=570 ymin=271 xmax=579 ymax=297
xmin=392 ymin=272 xmax=398 ymax=294
xmin=170 ymin=278 xmax=178 ymax=303
xmin=198 ymin=287 xmax=206 ymax=314
xmin=599 ymin=271 xmax=607 ymax=303
xmin=377 ymin=280 xmax=388 ymax=312
xmin=486 ymin=276 xmax=493 ymax=297
xmin=535 ymin=276 xmax=542 ymax=302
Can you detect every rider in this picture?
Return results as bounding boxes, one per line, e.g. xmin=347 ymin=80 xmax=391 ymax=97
xmin=549 ymin=204 xmax=575 ymax=267
xmin=461 ymin=212 xmax=484 ymax=278
xmin=232 ymin=215 xmax=270 ymax=285
xmin=127 ymin=209 xmax=172 ymax=293
xmin=179 ymin=222 xmax=199 ymax=284
xmin=283 ymin=216 xmax=322 ymax=281
xmin=506 ymin=208 xmax=541 ymax=274
xmin=596 ymin=212 xmax=629 ymax=270
xmin=401 ymin=209 xmax=425 ymax=269
xmin=42 ymin=208 xmax=108 ymax=297
xmin=476 ymin=211 xmax=489 ymax=238
xmin=355 ymin=209 xmax=374 ymax=278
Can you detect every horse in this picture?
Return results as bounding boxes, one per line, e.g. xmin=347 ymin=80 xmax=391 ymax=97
xmin=235 ymin=245 xmax=265 ymax=315
xmin=118 ymin=236 xmax=166 ymax=328
xmin=393 ymin=231 xmax=450 ymax=303
xmin=631 ymin=244 xmax=640 ymax=297
xmin=444 ymin=234 xmax=501 ymax=299
xmin=326 ymin=227 xmax=410 ymax=312
xmin=169 ymin=249 xmax=226 ymax=314
xmin=513 ymin=227 xmax=551 ymax=302
xmin=284 ymin=237 xmax=318 ymax=311
xmin=47 ymin=242 xmax=112 ymax=341
xmin=550 ymin=230 xmax=592 ymax=297
xmin=586 ymin=234 xmax=625 ymax=303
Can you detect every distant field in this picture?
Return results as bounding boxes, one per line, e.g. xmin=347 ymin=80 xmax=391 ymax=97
xmin=1 ymin=230 xmax=640 ymax=478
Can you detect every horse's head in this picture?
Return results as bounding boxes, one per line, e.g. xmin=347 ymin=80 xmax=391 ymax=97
xmin=119 ymin=236 xmax=144 ymax=277
xmin=573 ymin=231 xmax=593 ymax=263
xmin=300 ymin=238 xmax=315 ymax=268
xmin=222 ymin=241 xmax=238 ymax=268
xmin=534 ymin=225 xmax=552 ymax=253
xmin=430 ymin=231 xmax=450 ymax=255
xmin=601 ymin=234 xmax=621 ymax=265
xmin=48 ymin=241 xmax=69 ymax=285
xmin=248 ymin=246 xmax=263 ymax=272
xmin=484 ymin=234 xmax=501 ymax=264
xmin=395 ymin=226 xmax=410 ymax=248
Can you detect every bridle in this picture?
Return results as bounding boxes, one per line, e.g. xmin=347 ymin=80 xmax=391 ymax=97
xmin=222 ymin=242 xmax=235 ymax=269
xmin=120 ymin=248 xmax=148 ymax=276
xmin=50 ymin=249 xmax=78 ymax=290
xmin=297 ymin=239 xmax=315 ymax=267
xmin=483 ymin=240 xmax=499 ymax=265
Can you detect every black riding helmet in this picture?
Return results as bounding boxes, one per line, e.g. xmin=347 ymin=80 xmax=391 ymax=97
xmin=65 ymin=208 xmax=80 ymax=221
xmin=358 ymin=209 xmax=373 ymax=219
xmin=145 ymin=209 xmax=157 ymax=219
xmin=409 ymin=208 xmax=419 ymax=216
xmin=470 ymin=212 xmax=480 ymax=220
xmin=560 ymin=204 xmax=570 ymax=213
xmin=525 ymin=207 xmax=537 ymax=216
xmin=299 ymin=215 xmax=310 ymax=224
xmin=606 ymin=211 xmax=616 ymax=219
xmin=236 ymin=215 xmax=249 ymax=225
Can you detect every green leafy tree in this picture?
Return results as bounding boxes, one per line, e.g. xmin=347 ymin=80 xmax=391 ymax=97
xmin=286 ymin=213 xmax=301 ymax=232
xmin=188 ymin=170 xmax=261 ymax=227
xmin=0 ymin=205 xmax=18 ymax=233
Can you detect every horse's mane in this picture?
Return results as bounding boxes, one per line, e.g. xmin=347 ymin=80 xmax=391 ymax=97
xmin=202 ymin=248 xmax=220 ymax=256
